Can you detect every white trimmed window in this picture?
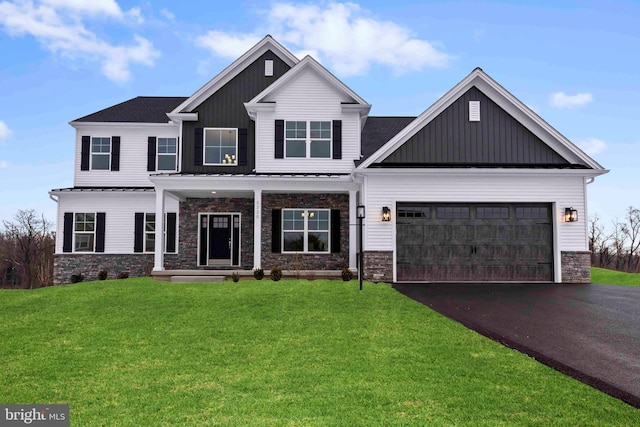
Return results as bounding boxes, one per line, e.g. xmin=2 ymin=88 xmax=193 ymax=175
xmin=157 ymin=138 xmax=177 ymax=171
xmin=204 ymin=128 xmax=237 ymax=165
xmin=91 ymin=137 xmax=111 ymax=170
xmin=74 ymin=213 xmax=95 ymax=252
xmin=285 ymin=121 xmax=331 ymax=158
xmin=282 ymin=209 xmax=330 ymax=253
xmin=145 ymin=213 xmax=155 ymax=252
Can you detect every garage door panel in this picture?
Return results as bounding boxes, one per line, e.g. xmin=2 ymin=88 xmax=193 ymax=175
xmin=396 ymin=203 xmax=553 ymax=282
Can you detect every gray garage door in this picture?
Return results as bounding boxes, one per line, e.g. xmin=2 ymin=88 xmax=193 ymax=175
xmin=396 ymin=203 xmax=553 ymax=282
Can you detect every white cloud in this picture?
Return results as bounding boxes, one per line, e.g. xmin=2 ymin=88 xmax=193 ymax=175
xmin=0 ymin=160 xmax=8 ymax=168
xmin=0 ymin=120 xmax=10 ymax=140
xmin=0 ymin=0 xmax=158 ymax=82
xmin=160 ymin=8 xmax=175 ymax=22
xmin=550 ymin=92 xmax=593 ymax=108
xmin=196 ymin=1 xmax=451 ymax=76
xmin=576 ymin=138 xmax=607 ymax=156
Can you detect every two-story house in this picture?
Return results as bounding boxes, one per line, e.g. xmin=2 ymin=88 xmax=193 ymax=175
xmin=50 ymin=35 xmax=606 ymax=284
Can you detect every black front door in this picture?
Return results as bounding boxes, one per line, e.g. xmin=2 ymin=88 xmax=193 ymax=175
xmin=209 ymin=215 xmax=231 ymax=260
xmin=199 ymin=214 xmax=240 ymax=267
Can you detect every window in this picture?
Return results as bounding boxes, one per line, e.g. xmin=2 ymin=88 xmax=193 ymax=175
xmin=91 ymin=137 xmax=110 ymax=170
xmin=285 ymin=121 xmax=331 ymax=158
xmin=74 ymin=213 xmax=95 ymax=252
xmin=282 ymin=209 xmax=330 ymax=253
xmin=157 ymin=138 xmax=177 ymax=171
xmin=204 ymin=128 xmax=237 ymax=165
xmin=145 ymin=213 xmax=155 ymax=252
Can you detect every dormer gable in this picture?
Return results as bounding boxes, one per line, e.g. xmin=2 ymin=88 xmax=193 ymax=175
xmin=358 ymin=68 xmax=605 ymax=171
xmin=245 ymin=55 xmax=371 ymax=122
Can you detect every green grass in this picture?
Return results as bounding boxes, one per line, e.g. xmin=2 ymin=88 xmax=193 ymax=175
xmin=1 ymin=279 xmax=638 ymax=426
xmin=591 ymin=267 xmax=640 ymax=286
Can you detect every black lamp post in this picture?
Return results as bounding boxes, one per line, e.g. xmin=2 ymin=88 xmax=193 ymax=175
xmin=356 ymin=204 xmax=365 ymax=291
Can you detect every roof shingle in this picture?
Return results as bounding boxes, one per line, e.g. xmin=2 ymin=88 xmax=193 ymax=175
xmin=73 ymin=96 xmax=188 ymax=123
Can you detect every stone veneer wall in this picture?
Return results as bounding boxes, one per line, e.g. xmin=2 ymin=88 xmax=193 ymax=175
xmin=561 ymin=251 xmax=591 ymax=283
xmin=54 ymin=254 xmax=153 ymax=285
xmin=165 ymin=198 xmax=255 ymax=270
xmin=261 ymin=193 xmax=349 ymax=270
xmin=363 ymin=251 xmax=393 ymax=283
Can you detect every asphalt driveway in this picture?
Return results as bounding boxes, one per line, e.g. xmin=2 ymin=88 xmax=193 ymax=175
xmin=393 ymin=283 xmax=640 ymax=408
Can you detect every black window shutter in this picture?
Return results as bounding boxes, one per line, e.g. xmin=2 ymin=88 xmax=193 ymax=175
xmin=275 ymin=120 xmax=284 ymax=159
xmin=166 ymin=213 xmax=177 ymax=253
xmin=95 ymin=213 xmax=106 ymax=252
xmin=81 ymin=136 xmax=90 ymax=171
xmin=194 ymin=128 xmax=203 ymax=166
xmin=332 ymin=120 xmax=342 ymax=160
xmin=272 ymin=209 xmax=282 ymax=253
xmin=63 ymin=213 xmax=73 ymax=252
xmin=147 ymin=137 xmax=156 ymax=171
xmin=331 ymin=209 xmax=341 ymax=253
xmin=111 ymin=137 xmax=120 ymax=171
xmin=134 ymin=213 xmax=144 ymax=253
xmin=238 ymin=128 xmax=248 ymax=166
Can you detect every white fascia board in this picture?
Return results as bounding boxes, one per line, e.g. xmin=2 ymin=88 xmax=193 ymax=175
xmin=341 ymin=103 xmax=372 ymax=118
xmin=354 ymin=167 xmax=609 ymax=178
xmin=166 ymin=112 xmax=198 ymax=123
xmin=247 ymin=55 xmax=370 ymax=107
xmin=244 ymin=102 xmax=276 ymax=120
xmin=150 ymin=174 xmax=357 ymax=192
xmin=69 ymin=121 xmax=178 ymax=129
xmin=171 ymin=36 xmax=299 ymax=114
xmin=357 ymin=68 xmax=605 ymax=171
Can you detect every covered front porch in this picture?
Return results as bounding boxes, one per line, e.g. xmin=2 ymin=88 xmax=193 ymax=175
xmin=149 ymin=173 xmax=360 ymax=276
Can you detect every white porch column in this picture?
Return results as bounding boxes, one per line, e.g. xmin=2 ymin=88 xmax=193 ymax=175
xmin=253 ymin=189 xmax=262 ymax=269
xmin=153 ymin=188 xmax=166 ymax=271
xmin=349 ymin=190 xmax=357 ymax=270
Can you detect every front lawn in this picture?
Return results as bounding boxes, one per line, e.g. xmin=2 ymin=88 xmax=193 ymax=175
xmin=1 ymin=278 xmax=637 ymax=426
xmin=591 ymin=267 xmax=640 ymax=286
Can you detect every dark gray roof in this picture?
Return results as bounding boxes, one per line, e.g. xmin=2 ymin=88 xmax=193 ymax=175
xmin=360 ymin=116 xmax=416 ymax=162
xmin=73 ymin=96 xmax=188 ymax=123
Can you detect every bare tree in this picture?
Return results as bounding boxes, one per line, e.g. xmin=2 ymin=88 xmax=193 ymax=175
xmin=589 ymin=214 xmax=612 ymax=268
xmin=1 ymin=209 xmax=54 ymax=288
xmin=620 ymin=206 xmax=640 ymax=272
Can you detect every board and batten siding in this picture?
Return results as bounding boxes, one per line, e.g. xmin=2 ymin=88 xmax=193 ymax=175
xmin=362 ymin=173 xmax=588 ymax=251
xmin=55 ymin=192 xmax=179 ymax=254
xmin=256 ymin=67 xmax=361 ymax=174
xmin=74 ymin=124 xmax=179 ymax=187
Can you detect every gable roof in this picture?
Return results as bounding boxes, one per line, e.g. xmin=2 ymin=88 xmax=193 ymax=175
xmin=245 ymin=55 xmax=371 ymax=117
xmin=172 ymin=35 xmax=299 ymax=114
xmin=357 ymin=68 xmax=605 ymax=171
xmin=71 ymin=96 xmax=187 ymax=124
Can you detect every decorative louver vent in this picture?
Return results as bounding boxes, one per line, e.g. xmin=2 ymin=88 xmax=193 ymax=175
xmin=469 ymin=101 xmax=480 ymax=121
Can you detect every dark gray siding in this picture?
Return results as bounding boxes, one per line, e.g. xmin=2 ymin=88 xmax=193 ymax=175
xmin=182 ymin=50 xmax=291 ymax=174
xmin=381 ymin=86 xmax=574 ymax=167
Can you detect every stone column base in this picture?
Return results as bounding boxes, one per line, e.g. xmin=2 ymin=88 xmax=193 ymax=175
xmin=363 ymin=251 xmax=393 ymax=283
xmin=561 ymin=251 xmax=591 ymax=283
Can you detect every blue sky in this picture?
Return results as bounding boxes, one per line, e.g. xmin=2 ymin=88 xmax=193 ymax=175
xmin=0 ymin=0 xmax=638 ymax=229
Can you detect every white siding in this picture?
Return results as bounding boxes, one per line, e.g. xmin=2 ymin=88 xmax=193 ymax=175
xmin=255 ymin=68 xmax=361 ymax=173
xmin=55 ymin=192 xmax=179 ymax=254
xmin=73 ymin=124 xmax=179 ymax=187
xmin=363 ymin=173 xmax=587 ymax=251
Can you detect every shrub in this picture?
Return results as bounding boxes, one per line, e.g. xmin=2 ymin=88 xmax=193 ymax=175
xmin=98 ymin=269 xmax=108 ymax=281
xmin=70 ymin=274 xmax=84 ymax=284
xmin=341 ymin=266 xmax=354 ymax=281
xmin=117 ymin=272 xmax=129 ymax=280
xmin=253 ymin=268 xmax=264 ymax=280
xmin=270 ymin=267 xmax=283 ymax=282
xmin=231 ymin=272 xmax=240 ymax=282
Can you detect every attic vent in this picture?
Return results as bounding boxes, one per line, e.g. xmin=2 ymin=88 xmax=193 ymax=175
xmin=469 ymin=101 xmax=480 ymax=121
xmin=265 ymin=60 xmax=274 ymax=77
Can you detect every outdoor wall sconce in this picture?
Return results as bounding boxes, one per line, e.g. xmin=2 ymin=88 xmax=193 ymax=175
xmin=382 ymin=206 xmax=391 ymax=222
xmin=565 ymin=207 xmax=578 ymax=222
